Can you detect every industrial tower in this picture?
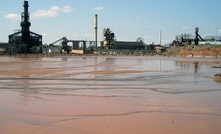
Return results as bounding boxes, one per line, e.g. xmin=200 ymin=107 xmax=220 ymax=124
xmin=8 ymin=1 xmax=42 ymax=53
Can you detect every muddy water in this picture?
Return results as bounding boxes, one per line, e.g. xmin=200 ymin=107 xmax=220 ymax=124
xmin=0 ymin=56 xmax=221 ymax=134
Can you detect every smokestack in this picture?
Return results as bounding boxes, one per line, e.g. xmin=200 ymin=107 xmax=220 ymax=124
xmin=94 ymin=14 xmax=98 ymax=50
xmin=159 ymin=30 xmax=162 ymax=45
xmin=21 ymin=1 xmax=31 ymax=43
xmin=220 ymin=33 xmax=221 ymax=41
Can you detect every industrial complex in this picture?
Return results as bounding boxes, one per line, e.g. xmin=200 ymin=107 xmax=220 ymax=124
xmin=0 ymin=1 xmax=221 ymax=55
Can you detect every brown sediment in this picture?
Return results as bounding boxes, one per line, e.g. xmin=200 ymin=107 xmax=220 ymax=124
xmin=214 ymin=73 xmax=221 ymax=83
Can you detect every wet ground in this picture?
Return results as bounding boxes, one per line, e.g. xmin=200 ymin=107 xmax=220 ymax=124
xmin=0 ymin=55 xmax=221 ymax=134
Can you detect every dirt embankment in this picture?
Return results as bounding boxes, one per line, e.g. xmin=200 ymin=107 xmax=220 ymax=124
xmin=166 ymin=45 xmax=221 ymax=57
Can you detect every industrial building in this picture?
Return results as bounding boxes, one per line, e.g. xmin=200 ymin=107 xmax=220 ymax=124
xmin=48 ymin=37 xmax=95 ymax=54
xmin=173 ymin=27 xmax=221 ymax=46
xmin=0 ymin=42 xmax=8 ymax=54
xmin=100 ymin=41 xmax=145 ymax=50
xmin=8 ymin=1 xmax=42 ymax=54
xmin=114 ymin=41 xmax=144 ymax=50
xmin=101 ymin=28 xmax=145 ymax=50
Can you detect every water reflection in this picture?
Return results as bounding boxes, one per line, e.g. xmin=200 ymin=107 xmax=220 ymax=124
xmin=19 ymin=79 xmax=31 ymax=105
xmin=103 ymin=58 xmax=115 ymax=63
xmin=194 ymin=62 xmax=199 ymax=73
xmin=94 ymin=57 xmax=98 ymax=78
xmin=135 ymin=59 xmax=143 ymax=66
xmin=62 ymin=57 xmax=68 ymax=61
xmin=17 ymin=79 xmax=39 ymax=105
xmin=101 ymin=58 xmax=116 ymax=72
xmin=176 ymin=61 xmax=200 ymax=73
xmin=176 ymin=61 xmax=191 ymax=71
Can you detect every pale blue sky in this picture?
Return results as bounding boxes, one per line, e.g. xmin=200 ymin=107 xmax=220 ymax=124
xmin=1 ymin=0 xmax=221 ymax=45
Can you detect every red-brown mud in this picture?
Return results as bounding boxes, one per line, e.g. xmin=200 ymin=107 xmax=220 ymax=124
xmin=0 ymin=56 xmax=221 ymax=134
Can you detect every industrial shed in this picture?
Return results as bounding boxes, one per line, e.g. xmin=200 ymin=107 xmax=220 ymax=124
xmin=0 ymin=42 xmax=9 ymax=53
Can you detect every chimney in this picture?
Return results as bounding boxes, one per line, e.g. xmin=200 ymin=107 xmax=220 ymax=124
xmin=159 ymin=30 xmax=162 ymax=45
xmin=21 ymin=1 xmax=31 ymax=43
xmin=94 ymin=14 xmax=98 ymax=50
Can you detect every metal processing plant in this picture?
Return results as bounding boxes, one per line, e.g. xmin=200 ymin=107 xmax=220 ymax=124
xmin=0 ymin=1 xmax=221 ymax=55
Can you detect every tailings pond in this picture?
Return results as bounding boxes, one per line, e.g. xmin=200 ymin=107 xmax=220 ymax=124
xmin=0 ymin=56 xmax=221 ymax=134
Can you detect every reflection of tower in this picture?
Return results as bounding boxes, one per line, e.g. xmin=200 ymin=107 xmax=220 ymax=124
xmin=19 ymin=79 xmax=31 ymax=105
xmin=21 ymin=1 xmax=31 ymax=45
xmin=194 ymin=62 xmax=199 ymax=73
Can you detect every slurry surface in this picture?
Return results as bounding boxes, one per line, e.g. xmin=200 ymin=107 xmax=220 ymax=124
xmin=0 ymin=56 xmax=221 ymax=134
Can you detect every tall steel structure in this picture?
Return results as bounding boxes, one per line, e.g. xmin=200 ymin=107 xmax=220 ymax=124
xmin=21 ymin=1 xmax=31 ymax=45
xmin=194 ymin=27 xmax=204 ymax=45
xmin=8 ymin=1 xmax=42 ymax=53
